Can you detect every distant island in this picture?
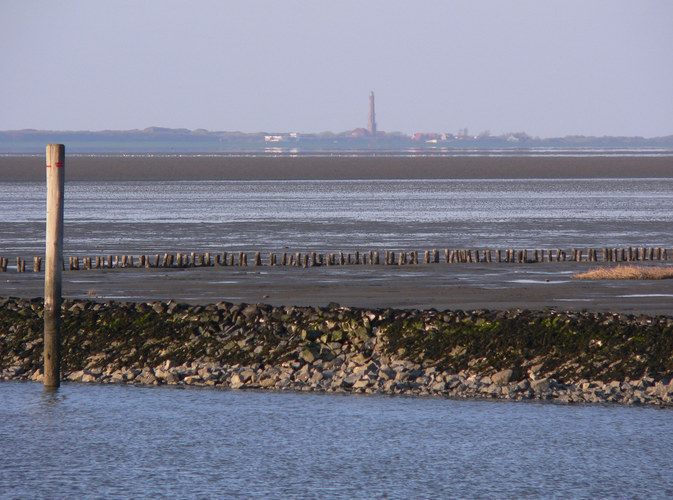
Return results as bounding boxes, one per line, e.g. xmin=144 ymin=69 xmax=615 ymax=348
xmin=1 ymin=127 xmax=673 ymax=154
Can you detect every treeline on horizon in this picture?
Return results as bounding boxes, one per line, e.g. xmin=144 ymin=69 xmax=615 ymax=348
xmin=1 ymin=127 xmax=672 ymax=153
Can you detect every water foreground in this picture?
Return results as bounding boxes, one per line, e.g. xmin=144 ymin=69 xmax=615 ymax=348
xmin=3 ymin=382 xmax=673 ymax=499
xmin=2 ymin=297 xmax=672 ymax=406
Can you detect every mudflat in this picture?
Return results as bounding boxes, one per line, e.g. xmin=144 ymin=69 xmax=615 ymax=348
xmin=2 ymin=154 xmax=673 ymax=181
xmin=2 ymin=154 xmax=672 ymax=315
xmin=3 ymin=262 xmax=673 ymax=315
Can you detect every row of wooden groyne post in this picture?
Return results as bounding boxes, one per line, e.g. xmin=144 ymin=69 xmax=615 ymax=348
xmin=2 ymin=246 xmax=671 ymax=273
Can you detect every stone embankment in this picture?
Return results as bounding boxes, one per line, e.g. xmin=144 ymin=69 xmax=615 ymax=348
xmin=1 ymin=297 xmax=672 ymax=406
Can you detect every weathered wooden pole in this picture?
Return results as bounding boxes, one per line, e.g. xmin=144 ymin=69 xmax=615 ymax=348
xmin=44 ymin=144 xmax=65 ymax=389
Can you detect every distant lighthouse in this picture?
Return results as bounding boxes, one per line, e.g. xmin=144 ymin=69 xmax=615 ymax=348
xmin=367 ymin=91 xmax=377 ymax=136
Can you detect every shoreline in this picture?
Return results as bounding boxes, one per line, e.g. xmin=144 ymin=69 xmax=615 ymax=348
xmin=2 ymin=297 xmax=672 ymax=407
xmin=2 ymin=155 xmax=673 ymax=181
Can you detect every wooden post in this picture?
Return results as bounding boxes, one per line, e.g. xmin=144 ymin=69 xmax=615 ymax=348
xmin=44 ymin=144 xmax=65 ymax=389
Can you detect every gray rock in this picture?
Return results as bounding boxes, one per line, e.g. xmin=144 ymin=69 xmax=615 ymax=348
xmin=446 ymin=375 xmax=461 ymax=389
xmin=378 ymin=368 xmax=396 ymax=381
xmin=67 ymin=370 xmax=85 ymax=382
xmin=259 ymin=376 xmax=278 ymax=388
xmin=353 ymin=378 xmax=370 ymax=389
xmin=300 ymin=348 xmax=317 ymax=364
xmin=81 ymin=372 xmax=99 ymax=383
xmin=238 ymin=369 xmax=256 ymax=383
xmin=651 ymin=381 xmax=672 ymax=397
xmin=531 ymin=378 xmax=551 ymax=393
xmin=183 ymin=374 xmax=202 ymax=385
xmin=492 ymin=369 xmax=514 ymax=385
xmin=430 ymin=381 xmax=447 ymax=392
xmin=485 ymin=384 xmax=501 ymax=396
xmin=229 ymin=373 xmax=244 ymax=388
xmin=341 ymin=374 xmax=360 ymax=388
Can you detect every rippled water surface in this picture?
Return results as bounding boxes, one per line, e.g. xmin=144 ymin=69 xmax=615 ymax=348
xmin=1 ymin=178 xmax=672 ymax=255
xmin=1 ymin=382 xmax=672 ymax=498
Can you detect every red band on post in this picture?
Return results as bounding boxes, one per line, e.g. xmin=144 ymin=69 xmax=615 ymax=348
xmin=55 ymin=162 xmax=64 ymax=168
xmin=46 ymin=164 xmax=51 ymax=168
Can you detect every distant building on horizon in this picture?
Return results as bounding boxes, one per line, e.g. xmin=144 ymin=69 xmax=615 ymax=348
xmin=367 ymin=91 xmax=377 ymax=136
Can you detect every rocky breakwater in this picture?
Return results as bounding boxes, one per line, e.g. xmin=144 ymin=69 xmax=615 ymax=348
xmin=1 ymin=296 xmax=673 ymax=406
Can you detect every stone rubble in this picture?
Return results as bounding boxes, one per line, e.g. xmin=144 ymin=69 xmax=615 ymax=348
xmin=1 ymin=296 xmax=672 ymax=407
xmin=8 ymin=357 xmax=672 ymax=406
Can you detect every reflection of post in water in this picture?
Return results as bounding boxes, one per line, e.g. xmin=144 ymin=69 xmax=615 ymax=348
xmin=44 ymin=144 xmax=65 ymax=389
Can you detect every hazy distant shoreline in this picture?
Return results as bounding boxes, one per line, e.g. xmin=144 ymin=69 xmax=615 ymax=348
xmin=2 ymin=154 xmax=673 ymax=181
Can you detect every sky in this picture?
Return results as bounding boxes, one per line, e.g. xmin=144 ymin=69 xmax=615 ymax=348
xmin=1 ymin=1 xmax=672 ymax=138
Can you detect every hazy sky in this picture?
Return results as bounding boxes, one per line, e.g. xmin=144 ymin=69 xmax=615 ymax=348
xmin=2 ymin=1 xmax=672 ymax=137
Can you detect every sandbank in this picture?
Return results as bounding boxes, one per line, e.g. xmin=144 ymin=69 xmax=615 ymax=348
xmin=1 ymin=154 xmax=673 ymax=181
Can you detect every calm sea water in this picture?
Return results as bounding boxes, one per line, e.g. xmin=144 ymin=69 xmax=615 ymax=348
xmin=1 ymin=382 xmax=672 ymax=499
xmin=1 ymin=178 xmax=672 ymax=256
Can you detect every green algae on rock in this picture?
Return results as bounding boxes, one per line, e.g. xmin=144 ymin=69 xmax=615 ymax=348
xmin=1 ymin=297 xmax=672 ymax=406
